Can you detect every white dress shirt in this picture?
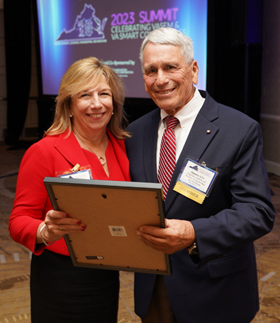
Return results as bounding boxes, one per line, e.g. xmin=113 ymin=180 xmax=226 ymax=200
xmin=156 ymin=88 xmax=205 ymax=171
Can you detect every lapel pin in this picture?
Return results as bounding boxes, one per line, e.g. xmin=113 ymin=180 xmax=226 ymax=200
xmin=206 ymin=129 xmax=211 ymax=134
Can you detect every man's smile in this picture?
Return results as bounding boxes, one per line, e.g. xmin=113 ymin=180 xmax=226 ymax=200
xmin=155 ymin=88 xmax=175 ymax=95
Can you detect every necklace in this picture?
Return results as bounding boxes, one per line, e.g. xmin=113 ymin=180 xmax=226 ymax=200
xmin=74 ymin=131 xmax=107 ymax=166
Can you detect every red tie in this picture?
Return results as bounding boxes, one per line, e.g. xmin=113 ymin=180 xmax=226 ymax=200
xmin=158 ymin=115 xmax=179 ymax=199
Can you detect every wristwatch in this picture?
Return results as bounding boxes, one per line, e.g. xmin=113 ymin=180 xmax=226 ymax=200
xmin=187 ymin=242 xmax=198 ymax=255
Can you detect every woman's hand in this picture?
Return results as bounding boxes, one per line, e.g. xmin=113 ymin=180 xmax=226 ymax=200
xmin=36 ymin=210 xmax=86 ymax=245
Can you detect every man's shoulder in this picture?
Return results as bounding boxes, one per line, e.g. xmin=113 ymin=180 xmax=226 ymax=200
xmin=202 ymin=91 xmax=259 ymax=126
xmin=218 ymin=103 xmax=259 ymax=127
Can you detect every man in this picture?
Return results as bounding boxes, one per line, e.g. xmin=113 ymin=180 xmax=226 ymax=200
xmin=125 ymin=27 xmax=275 ymax=323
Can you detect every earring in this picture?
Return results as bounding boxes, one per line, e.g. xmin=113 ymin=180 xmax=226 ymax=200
xmin=112 ymin=111 xmax=114 ymax=115
xmin=70 ymin=114 xmax=73 ymax=118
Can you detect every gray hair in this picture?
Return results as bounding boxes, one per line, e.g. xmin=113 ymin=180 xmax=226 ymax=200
xmin=139 ymin=27 xmax=194 ymax=68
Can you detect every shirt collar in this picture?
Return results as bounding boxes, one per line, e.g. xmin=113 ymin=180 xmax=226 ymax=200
xmin=160 ymin=87 xmax=205 ymax=129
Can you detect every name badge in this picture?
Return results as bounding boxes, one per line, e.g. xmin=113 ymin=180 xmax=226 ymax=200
xmin=173 ymin=159 xmax=218 ymax=204
xmin=56 ymin=164 xmax=92 ymax=180
xmin=59 ymin=169 xmax=92 ymax=180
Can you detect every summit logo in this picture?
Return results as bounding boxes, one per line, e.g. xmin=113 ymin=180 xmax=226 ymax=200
xmin=56 ymin=4 xmax=108 ymax=44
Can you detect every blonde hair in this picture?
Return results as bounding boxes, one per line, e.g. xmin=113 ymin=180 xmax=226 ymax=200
xmin=44 ymin=57 xmax=130 ymax=139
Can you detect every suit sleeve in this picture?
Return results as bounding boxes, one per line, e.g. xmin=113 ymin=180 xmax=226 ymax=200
xmin=9 ymin=142 xmax=54 ymax=254
xmin=192 ymin=121 xmax=275 ymax=265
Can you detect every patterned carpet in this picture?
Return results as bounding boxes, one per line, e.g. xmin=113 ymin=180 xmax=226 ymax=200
xmin=0 ymin=141 xmax=279 ymax=323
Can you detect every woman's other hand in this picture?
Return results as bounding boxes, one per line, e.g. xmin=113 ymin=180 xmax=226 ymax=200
xmin=36 ymin=210 xmax=86 ymax=245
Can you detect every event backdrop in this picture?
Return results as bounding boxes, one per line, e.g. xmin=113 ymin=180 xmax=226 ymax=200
xmin=35 ymin=0 xmax=208 ymax=98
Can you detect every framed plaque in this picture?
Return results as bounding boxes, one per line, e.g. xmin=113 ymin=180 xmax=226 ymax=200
xmin=44 ymin=177 xmax=171 ymax=275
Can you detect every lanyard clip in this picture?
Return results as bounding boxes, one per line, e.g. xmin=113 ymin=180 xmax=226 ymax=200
xmin=71 ymin=164 xmax=80 ymax=172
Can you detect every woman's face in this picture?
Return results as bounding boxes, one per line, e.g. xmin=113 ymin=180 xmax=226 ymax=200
xmin=71 ymin=75 xmax=113 ymax=137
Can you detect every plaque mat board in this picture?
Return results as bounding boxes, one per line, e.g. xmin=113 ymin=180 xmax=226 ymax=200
xmin=44 ymin=177 xmax=171 ymax=275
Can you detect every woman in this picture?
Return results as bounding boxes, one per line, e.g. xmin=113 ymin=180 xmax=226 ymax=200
xmin=9 ymin=57 xmax=131 ymax=323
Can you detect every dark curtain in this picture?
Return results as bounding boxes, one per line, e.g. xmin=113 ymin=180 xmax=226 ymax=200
xmin=4 ymin=0 xmax=32 ymax=145
xmin=207 ymin=0 xmax=263 ymax=122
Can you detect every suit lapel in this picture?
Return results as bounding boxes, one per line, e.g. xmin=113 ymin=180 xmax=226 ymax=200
xmin=143 ymin=110 xmax=160 ymax=183
xmin=54 ymin=132 xmax=91 ymax=172
xmin=164 ymin=92 xmax=219 ymax=213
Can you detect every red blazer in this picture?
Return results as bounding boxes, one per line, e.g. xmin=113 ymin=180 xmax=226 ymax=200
xmin=9 ymin=130 xmax=130 ymax=256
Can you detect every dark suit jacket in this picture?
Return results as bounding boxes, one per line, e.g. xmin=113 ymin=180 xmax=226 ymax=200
xmin=125 ymin=91 xmax=275 ymax=323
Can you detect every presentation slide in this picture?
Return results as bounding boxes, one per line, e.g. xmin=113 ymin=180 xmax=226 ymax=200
xmin=36 ymin=0 xmax=207 ymax=98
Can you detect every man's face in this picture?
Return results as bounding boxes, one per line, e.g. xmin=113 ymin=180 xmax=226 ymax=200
xmin=142 ymin=43 xmax=199 ymax=115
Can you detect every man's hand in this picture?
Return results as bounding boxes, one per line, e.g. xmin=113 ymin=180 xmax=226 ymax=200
xmin=136 ymin=219 xmax=196 ymax=254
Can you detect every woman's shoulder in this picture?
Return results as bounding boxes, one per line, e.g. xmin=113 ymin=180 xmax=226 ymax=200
xmin=31 ymin=134 xmax=61 ymax=149
xmin=23 ymin=133 xmax=68 ymax=160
